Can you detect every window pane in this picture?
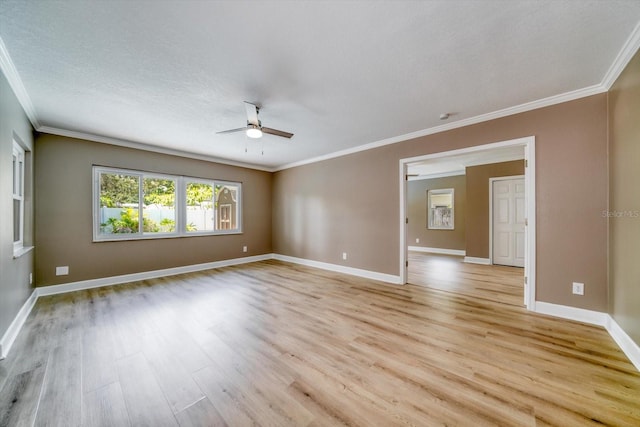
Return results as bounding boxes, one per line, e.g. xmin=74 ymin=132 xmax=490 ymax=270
xmin=99 ymin=173 xmax=140 ymax=234
xmin=18 ymin=159 xmax=23 ymax=196
xmin=12 ymin=154 xmax=17 ymax=194
xmin=186 ymin=182 xmax=214 ymax=232
xmin=13 ymin=199 xmax=21 ymax=242
xmin=143 ymin=177 xmax=176 ymax=233
xmin=215 ymin=183 xmax=239 ymax=231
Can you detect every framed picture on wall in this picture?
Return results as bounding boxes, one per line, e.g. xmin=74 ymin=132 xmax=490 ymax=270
xmin=427 ymin=188 xmax=454 ymax=230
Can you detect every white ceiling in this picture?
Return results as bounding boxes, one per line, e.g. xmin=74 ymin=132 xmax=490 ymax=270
xmin=407 ymin=145 xmax=524 ymax=179
xmin=1 ymin=1 xmax=639 ymax=170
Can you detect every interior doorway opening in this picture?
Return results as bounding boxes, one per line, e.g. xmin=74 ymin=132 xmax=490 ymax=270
xmin=399 ymin=136 xmax=536 ymax=310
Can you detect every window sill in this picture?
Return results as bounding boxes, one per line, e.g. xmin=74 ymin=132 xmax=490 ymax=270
xmin=13 ymin=246 xmax=34 ymax=259
xmin=93 ymin=231 xmax=243 ymax=243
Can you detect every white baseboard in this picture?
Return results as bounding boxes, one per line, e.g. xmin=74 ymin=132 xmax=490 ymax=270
xmin=534 ymin=301 xmax=639 ymax=372
xmin=273 ymin=254 xmax=402 ymax=285
xmin=37 ymin=254 xmax=273 ymax=297
xmin=3 ymin=256 xmax=638 ymax=373
xmin=0 ymin=290 xmax=37 ymax=360
xmin=463 ymin=256 xmax=491 ymax=265
xmin=408 ymin=246 xmax=465 ymax=256
xmin=0 ymin=254 xmax=272 ymax=359
xmin=606 ymin=315 xmax=640 ymax=372
xmin=534 ymin=301 xmax=609 ymax=326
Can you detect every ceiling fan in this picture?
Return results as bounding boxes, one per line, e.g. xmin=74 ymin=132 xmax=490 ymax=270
xmin=216 ymin=102 xmax=294 ymax=139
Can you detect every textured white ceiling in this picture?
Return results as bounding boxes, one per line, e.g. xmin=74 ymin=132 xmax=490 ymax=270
xmin=1 ymin=1 xmax=639 ymax=169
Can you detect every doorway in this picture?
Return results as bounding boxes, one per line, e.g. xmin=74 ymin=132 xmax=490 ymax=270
xmin=399 ymin=136 xmax=536 ymax=310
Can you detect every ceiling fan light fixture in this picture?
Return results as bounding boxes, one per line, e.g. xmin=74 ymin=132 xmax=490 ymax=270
xmin=246 ymin=125 xmax=262 ymax=139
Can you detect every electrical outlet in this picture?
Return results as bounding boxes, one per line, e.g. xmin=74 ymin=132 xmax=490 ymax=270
xmin=243 ymin=246 xmax=247 ymax=253
xmin=416 ymin=238 xmax=420 ymax=243
xmin=56 ymin=266 xmax=69 ymax=276
xmin=342 ymin=252 xmax=347 ymax=260
xmin=29 ymin=273 xmax=33 ymax=285
xmin=572 ymin=282 xmax=584 ymax=295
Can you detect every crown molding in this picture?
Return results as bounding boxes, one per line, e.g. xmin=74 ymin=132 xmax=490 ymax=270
xmin=602 ymin=22 xmax=640 ymax=90
xmin=38 ymin=126 xmax=275 ymax=172
xmin=4 ymin=21 xmax=639 ymax=174
xmin=274 ymin=83 xmax=604 ymax=171
xmin=0 ymin=37 xmax=40 ymax=129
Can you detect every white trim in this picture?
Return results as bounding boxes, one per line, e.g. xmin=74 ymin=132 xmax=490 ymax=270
xmin=463 ymin=257 xmax=491 ymax=265
xmin=0 ymin=37 xmax=40 ymax=129
xmin=3 ymin=23 xmax=639 ymax=174
xmin=273 ymin=254 xmax=402 ymax=285
xmin=276 ymin=19 xmax=640 ymax=173
xmin=606 ymin=315 xmax=640 ymax=372
xmin=402 ymin=137 xmax=533 ymax=165
xmin=524 ymin=141 xmax=536 ymax=310
xmin=12 ymin=245 xmax=34 ymax=259
xmin=408 ymin=246 xmax=465 ymax=256
xmin=534 ymin=301 xmax=609 ymax=326
xmin=400 ymin=162 xmax=408 ymax=284
xmin=34 ymin=86 xmax=602 ymax=175
xmin=534 ymin=302 xmax=639 ymax=372
xmin=277 ymin=22 xmax=640 ymax=171
xmin=602 ymin=22 xmax=640 ymax=90
xmin=12 ymin=141 xmax=26 ymax=253
xmin=0 ymin=290 xmax=37 ymax=360
xmin=2 ymin=259 xmax=638 ymax=372
xmin=37 ymin=254 xmax=272 ymax=297
xmin=407 ymin=170 xmax=466 ymax=181
xmin=38 ymin=126 xmax=274 ymax=173
xmin=276 ymin=87 xmax=601 ymax=171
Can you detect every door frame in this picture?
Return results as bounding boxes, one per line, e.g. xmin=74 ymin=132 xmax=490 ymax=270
xmin=489 ymin=175 xmax=525 ymax=267
xmin=399 ymin=136 xmax=536 ymax=311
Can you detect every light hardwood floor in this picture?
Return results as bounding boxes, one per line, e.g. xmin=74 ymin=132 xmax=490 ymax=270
xmin=407 ymin=252 xmax=524 ymax=307
xmin=1 ymin=259 xmax=639 ymax=426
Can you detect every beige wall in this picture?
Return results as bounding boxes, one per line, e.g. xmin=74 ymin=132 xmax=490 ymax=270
xmin=407 ymin=175 xmax=466 ymax=251
xmin=466 ymin=160 xmax=525 ymax=259
xmin=35 ymin=134 xmax=272 ymax=286
xmin=273 ymin=148 xmax=399 ymax=272
xmin=0 ymin=70 xmax=35 ymax=341
xmin=608 ymin=49 xmax=640 ymax=346
xmin=273 ymin=94 xmax=608 ymax=311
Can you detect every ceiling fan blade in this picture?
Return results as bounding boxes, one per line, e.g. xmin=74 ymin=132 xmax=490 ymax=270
xmin=244 ymin=101 xmax=259 ymax=126
xmin=262 ymin=127 xmax=294 ymax=139
xmin=216 ymin=127 xmax=247 ymax=135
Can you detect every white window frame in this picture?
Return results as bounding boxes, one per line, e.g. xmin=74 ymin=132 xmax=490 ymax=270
xmin=93 ymin=166 xmax=242 ymax=242
xmin=12 ymin=141 xmax=25 ymax=253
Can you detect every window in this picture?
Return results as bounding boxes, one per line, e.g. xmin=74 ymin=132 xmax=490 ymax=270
xmin=143 ymin=176 xmax=176 ymax=234
xmin=12 ymin=142 xmax=25 ymax=252
xmin=185 ymin=181 xmax=214 ymax=232
xmin=427 ymin=188 xmax=454 ymax=230
xmin=94 ymin=167 xmax=241 ymax=241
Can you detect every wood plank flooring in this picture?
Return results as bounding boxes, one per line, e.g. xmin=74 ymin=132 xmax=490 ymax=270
xmin=1 ymin=259 xmax=639 ymax=426
xmin=408 ymin=252 xmax=524 ymax=307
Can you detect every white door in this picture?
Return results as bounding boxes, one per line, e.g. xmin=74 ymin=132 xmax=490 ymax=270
xmin=492 ymin=178 xmax=525 ymax=267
